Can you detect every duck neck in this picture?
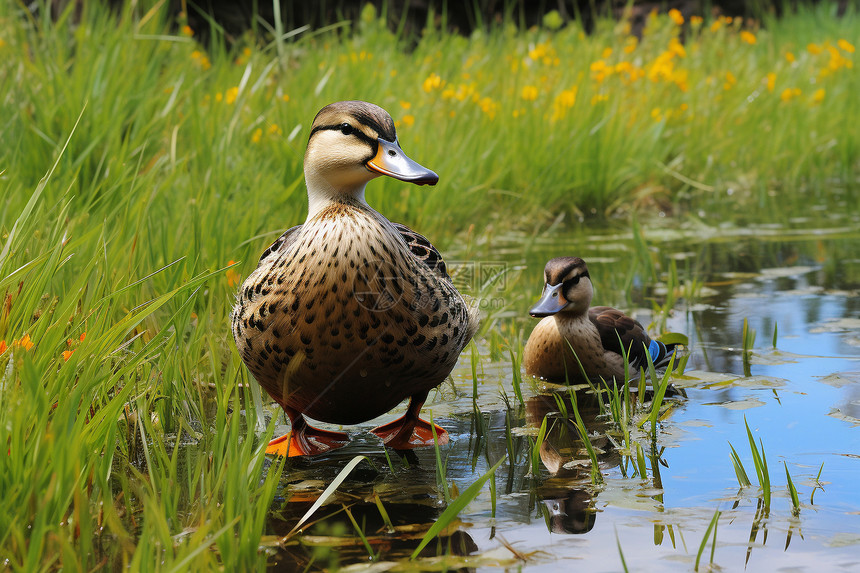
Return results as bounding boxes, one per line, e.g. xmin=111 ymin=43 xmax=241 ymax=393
xmin=304 ymin=169 xmax=369 ymax=220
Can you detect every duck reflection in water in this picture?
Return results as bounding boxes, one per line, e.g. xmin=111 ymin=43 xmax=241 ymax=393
xmin=526 ymin=393 xmax=620 ymax=535
xmin=265 ymin=452 xmax=477 ymax=572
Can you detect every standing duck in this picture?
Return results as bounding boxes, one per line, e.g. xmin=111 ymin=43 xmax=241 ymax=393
xmin=523 ymin=257 xmax=675 ymax=384
xmin=231 ymin=101 xmax=479 ymax=456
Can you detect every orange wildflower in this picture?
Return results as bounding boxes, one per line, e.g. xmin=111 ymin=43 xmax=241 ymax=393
xmin=226 ymin=261 xmax=241 ymax=287
xmin=62 ymin=350 xmax=75 ymax=361
xmin=16 ymin=334 xmax=33 ymax=351
xmin=0 ymin=340 xmax=7 ymax=355
xmin=740 ymin=31 xmax=756 ymax=45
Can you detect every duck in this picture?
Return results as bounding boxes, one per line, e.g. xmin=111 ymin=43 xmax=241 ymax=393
xmin=523 ymin=257 xmax=675 ymax=385
xmin=231 ymin=101 xmax=479 ymax=457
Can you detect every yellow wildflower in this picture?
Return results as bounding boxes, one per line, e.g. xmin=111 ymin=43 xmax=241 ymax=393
xmin=282 ymin=94 xmax=290 ymax=102
xmin=190 ymin=50 xmax=212 ymax=70
xmin=550 ymin=87 xmax=578 ymax=121
xmin=766 ymin=72 xmax=776 ymax=92
xmin=740 ymin=31 xmax=756 ymax=45
xmin=528 ymin=43 xmax=548 ymax=61
xmin=267 ymin=124 xmax=282 ymax=135
xmin=838 ymin=39 xmax=855 ymax=53
xmin=400 ymin=101 xmax=411 ymax=110
xmin=780 ymin=87 xmax=801 ymax=102
xmin=225 ymin=87 xmax=239 ymax=104
xmin=557 ymin=87 xmax=577 ymax=108
xmin=807 ymin=43 xmax=822 ymax=55
xmin=62 ymin=349 xmax=74 ymax=361
xmin=478 ymin=97 xmax=498 ymax=119
xmin=402 ymin=114 xmax=415 ymax=127
xmin=453 ymin=83 xmax=477 ymax=102
xmin=215 ymin=92 xmax=223 ymax=103
xmin=690 ymin=15 xmax=703 ymax=27
xmin=601 ymin=47 xmax=613 ymax=59
xmin=812 ymin=88 xmax=825 ymax=104
xmin=723 ymin=71 xmax=736 ymax=90
xmin=651 ymin=107 xmax=663 ymax=122
xmin=668 ymin=9 xmax=684 ymax=26
xmin=521 ymin=85 xmax=539 ymax=101
xmin=590 ymin=93 xmax=609 ymax=105
xmin=785 ymin=51 xmax=795 ymax=63
xmin=422 ymin=73 xmax=444 ymax=92
xmin=668 ymin=37 xmax=686 ymax=58
xmin=624 ymin=36 xmax=638 ymax=54
xmin=181 ymin=25 xmax=193 ymax=37
xmin=251 ymin=128 xmax=263 ymax=143
xmin=710 ymin=20 xmax=722 ymax=33
xmin=0 ymin=340 xmax=6 ymax=355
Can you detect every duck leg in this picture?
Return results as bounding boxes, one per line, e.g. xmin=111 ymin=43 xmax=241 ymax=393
xmin=370 ymin=391 xmax=449 ymax=449
xmin=266 ymin=405 xmax=350 ymax=457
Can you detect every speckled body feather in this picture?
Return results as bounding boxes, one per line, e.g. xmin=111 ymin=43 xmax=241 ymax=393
xmin=231 ymin=198 xmax=477 ymax=424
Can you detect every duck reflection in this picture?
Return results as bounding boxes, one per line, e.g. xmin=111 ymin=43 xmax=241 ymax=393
xmin=264 ymin=446 xmax=477 ymax=572
xmin=525 ymin=393 xmax=616 ymax=535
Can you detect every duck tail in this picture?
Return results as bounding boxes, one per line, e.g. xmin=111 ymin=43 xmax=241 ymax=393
xmin=648 ymin=339 xmax=677 ymax=369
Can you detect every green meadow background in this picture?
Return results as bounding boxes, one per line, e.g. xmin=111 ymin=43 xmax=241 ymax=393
xmin=0 ymin=1 xmax=857 ymax=569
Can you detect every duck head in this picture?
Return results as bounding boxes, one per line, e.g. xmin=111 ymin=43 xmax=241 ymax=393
xmin=304 ymin=101 xmax=438 ymax=216
xmin=529 ymin=257 xmax=593 ymax=317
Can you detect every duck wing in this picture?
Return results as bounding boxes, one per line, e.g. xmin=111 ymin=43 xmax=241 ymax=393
xmin=258 ymin=225 xmax=303 ymax=265
xmin=588 ymin=306 xmax=664 ymax=369
xmin=391 ymin=222 xmax=450 ymax=280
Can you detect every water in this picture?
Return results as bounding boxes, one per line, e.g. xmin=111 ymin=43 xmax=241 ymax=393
xmin=263 ymin=219 xmax=860 ymax=571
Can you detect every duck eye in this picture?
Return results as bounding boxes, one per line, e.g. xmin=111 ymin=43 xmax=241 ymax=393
xmin=340 ymin=123 xmax=354 ymax=136
xmin=566 ymin=276 xmax=581 ymax=286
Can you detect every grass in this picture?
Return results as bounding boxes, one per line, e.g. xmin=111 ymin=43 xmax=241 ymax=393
xmin=0 ymin=0 xmax=856 ymax=568
xmin=694 ymin=508 xmax=722 ymax=572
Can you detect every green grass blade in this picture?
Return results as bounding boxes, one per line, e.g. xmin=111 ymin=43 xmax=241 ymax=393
xmin=728 ymin=442 xmax=751 ymax=487
xmin=694 ymin=508 xmax=721 ymax=572
xmin=784 ymin=462 xmax=800 ymax=515
xmin=410 ymin=454 xmax=506 ymax=560
xmin=283 ymin=455 xmax=369 ymax=541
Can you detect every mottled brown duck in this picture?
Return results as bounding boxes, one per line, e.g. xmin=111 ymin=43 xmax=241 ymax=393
xmin=231 ymin=101 xmax=479 ymax=456
xmin=523 ymin=257 xmax=675 ymax=384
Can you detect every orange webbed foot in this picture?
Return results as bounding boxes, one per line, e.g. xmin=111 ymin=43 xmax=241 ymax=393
xmin=265 ymin=426 xmax=349 ymax=457
xmin=371 ymin=415 xmax=449 ymax=449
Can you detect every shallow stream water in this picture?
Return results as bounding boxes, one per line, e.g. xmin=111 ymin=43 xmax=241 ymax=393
xmin=262 ymin=217 xmax=860 ymax=572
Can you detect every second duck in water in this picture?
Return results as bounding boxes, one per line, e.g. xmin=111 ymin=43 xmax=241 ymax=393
xmin=523 ymin=257 xmax=675 ymax=384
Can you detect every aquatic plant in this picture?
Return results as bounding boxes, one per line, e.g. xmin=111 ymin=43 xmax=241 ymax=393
xmin=694 ymin=507 xmax=722 ymax=571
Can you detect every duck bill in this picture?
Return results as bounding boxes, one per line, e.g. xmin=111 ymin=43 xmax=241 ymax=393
xmin=529 ymin=283 xmax=569 ymax=317
xmin=367 ymin=138 xmax=439 ymax=186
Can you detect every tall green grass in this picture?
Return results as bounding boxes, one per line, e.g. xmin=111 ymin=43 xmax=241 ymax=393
xmin=0 ymin=0 xmax=857 ymax=568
